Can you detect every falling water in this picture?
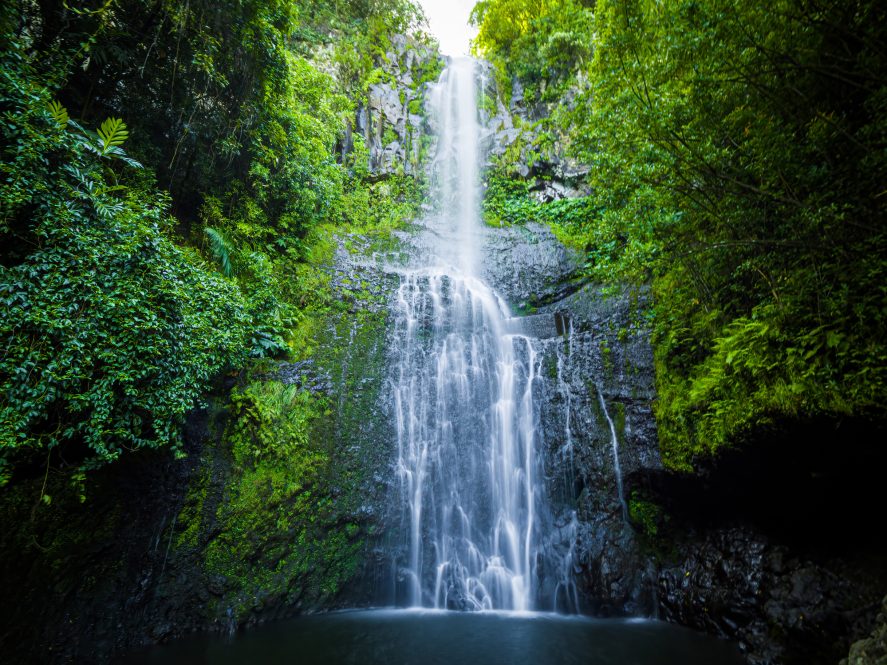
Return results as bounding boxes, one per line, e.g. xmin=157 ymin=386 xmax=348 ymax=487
xmin=554 ymin=319 xmax=576 ymax=492
xmin=596 ymin=387 xmax=629 ymax=522
xmin=390 ymin=58 xmax=546 ymax=611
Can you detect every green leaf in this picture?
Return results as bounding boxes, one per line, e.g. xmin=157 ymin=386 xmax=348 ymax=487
xmin=204 ymin=227 xmax=235 ymax=277
xmin=104 ymin=146 xmax=142 ymax=169
xmin=97 ymin=117 xmax=128 ymax=156
xmin=826 ymin=331 xmax=843 ymax=349
xmin=48 ymin=100 xmax=68 ymax=126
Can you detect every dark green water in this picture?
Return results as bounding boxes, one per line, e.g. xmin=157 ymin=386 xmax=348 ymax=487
xmin=123 ymin=610 xmax=745 ymax=665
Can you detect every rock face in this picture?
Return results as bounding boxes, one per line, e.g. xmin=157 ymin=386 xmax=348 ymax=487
xmin=471 ymin=213 xmax=886 ymax=665
xmin=477 ymin=60 xmax=589 ymax=197
xmin=641 ymin=421 xmax=887 ymax=665
xmin=842 ymin=596 xmax=887 ymax=665
xmin=353 ymin=35 xmax=443 ymax=176
xmin=475 ymin=217 xmax=661 ymax=617
xmin=652 ymin=527 xmax=882 ymax=665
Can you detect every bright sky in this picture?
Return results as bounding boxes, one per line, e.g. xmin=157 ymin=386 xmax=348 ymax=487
xmin=417 ymin=0 xmax=479 ymax=56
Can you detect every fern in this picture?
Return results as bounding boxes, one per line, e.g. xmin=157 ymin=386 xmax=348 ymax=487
xmin=103 ymin=146 xmax=143 ymax=169
xmin=69 ymin=117 xmax=143 ymax=168
xmin=204 ymin=227 xmax=235 ymax=277
xmin=97 ymin=117 xmax=128 ymax=156
xmin=93 ymin=199 xmax=124 ymax=220
xmin=47 ymin=100 xmax=68 ymax=126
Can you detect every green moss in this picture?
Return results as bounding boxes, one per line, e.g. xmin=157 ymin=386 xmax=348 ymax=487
xmin=479 ymin=88 xmax=498 ymax=118
xmin=612 ymin=401 xmax=626 ymax=447
xmin=175 ymin=464 xmax=210 ymax=550
xmin=191 ymin=380 xmax=363 ymax=620
xmin=382 ymin=125 xmax=399 ymax=146
xmin=512 ymin=301 xmax=537 ymax=316
xmin=599 ymin=339 xmax=613 ymax=379
xmin=549 ymin=222 xmax=588 ymax=253
xmin=545 ymin=353 xmax=559 ymax=380
xmin=188 ymin=230 xmax=396 ymax=623
xmin=628 ymin=491 xmax=664 ymax=538
xmin=166 ymin=83 xmax=423 ymax=625
xmin=165 ymin=288 xmax=397 ymax=623
xmin=412 ymin=51 xmax=445 ymax=90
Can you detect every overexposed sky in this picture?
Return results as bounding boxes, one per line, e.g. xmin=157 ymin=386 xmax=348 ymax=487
xmin=418 ymin=0 xmax=478 ymax=56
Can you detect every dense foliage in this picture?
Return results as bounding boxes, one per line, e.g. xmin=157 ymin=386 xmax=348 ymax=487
xmin=470 ymin=0 xmax=592 ymax=102
xmin=473 ymin=0 xmax=887 ymax=468
xmin=0 ymin=33 xmax=250 ymax=485
xmin=1 ymin=0 xmax=434 ymax=485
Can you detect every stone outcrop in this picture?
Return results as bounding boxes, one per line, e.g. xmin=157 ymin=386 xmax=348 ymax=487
xmin=477 ymin=61 xmax=589 ymax=198
xmin=842 ymin=596 xmax=887 ymax=665
xmin=475 ymin=214 xmax=885 ymax=665
xmin=351 ymin=35 xmax=443 ymax=176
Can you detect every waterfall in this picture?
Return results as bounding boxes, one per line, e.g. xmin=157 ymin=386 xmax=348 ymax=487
xmin=554 ymin=319 xmax=576 ymax=494
xmin=389 ymin=58 xmax=549 ymax=611
xmin=596 ymin=387 xmax=628 ymax=522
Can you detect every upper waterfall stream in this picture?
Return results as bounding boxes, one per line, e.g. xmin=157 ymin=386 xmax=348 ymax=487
xmin=390 ymin=58 xmax=553 ymax=611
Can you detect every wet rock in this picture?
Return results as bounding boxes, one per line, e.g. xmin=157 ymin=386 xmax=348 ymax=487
xmin=841 ymin=596 xmax=887 ymax=665
xmin=461 ymin=160 xmax=884 ymax=664
xmin=273 ymin=359 xmax=333 ymax=394
xmin=377 ymin=139 xmax=404 ymax=173
xmin=649 ymin=528 xmax=881 ymax=665
xmin=530 ymin=179 xmax=586 ymax=203
xmin=369 ymin=83 xmax=404 ymax=127
xmin=478 ymin=61 xmax=590 ymax=198
xmin=510 ymin=78 xmax=525 ymax=113
xmin=477 ymin=221 xmax=580 ymax=306
xmin=150 ymin=622 xmax=173 ymax=641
